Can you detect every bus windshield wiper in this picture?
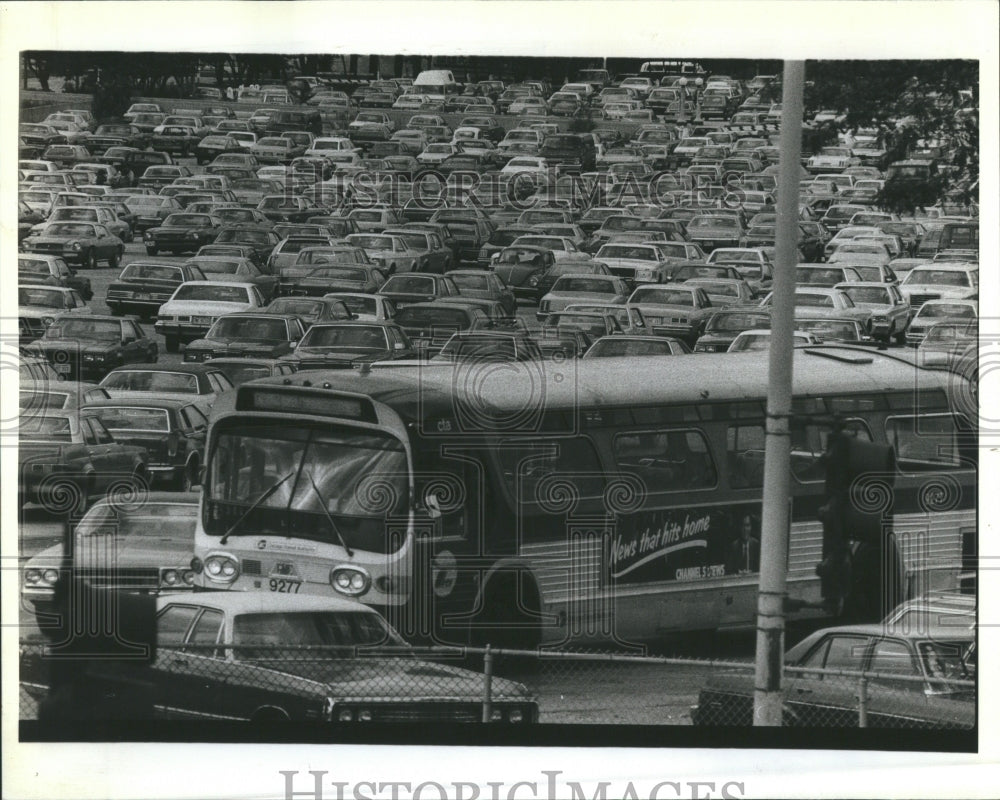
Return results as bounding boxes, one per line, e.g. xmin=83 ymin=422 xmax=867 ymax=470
xmin=219 ymin=471 xmax=296 ymax=545
xmin=304 ymin=471 xmax=354 ymax=558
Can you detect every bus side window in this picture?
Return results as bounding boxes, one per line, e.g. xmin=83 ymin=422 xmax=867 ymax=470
xmin=886 ymin=414 xmax=964 ymax=470
xmin=497 ymin=437 xmax=605 ymax=507
xmin=791 ymin=419 xmax=872 ymax=483
xmin=727 ymin=424 xmax=766 ymax=488
xmin=612 ymin=429 xmax=717 ymax=493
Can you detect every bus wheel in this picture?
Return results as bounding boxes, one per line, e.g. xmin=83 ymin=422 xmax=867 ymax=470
xmin=470 ymin=571 xmax=542 ymax=656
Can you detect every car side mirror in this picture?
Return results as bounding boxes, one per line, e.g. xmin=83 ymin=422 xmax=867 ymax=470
xmin=289 ymin=340 xmax=298 ymax=349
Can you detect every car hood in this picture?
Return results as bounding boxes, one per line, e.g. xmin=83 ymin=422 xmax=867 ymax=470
xmin=27 ymin=234 xmax=91 ymax=245
xmin=190 ymin=338 xmax=290 ymax=352
xmin=25 ymin=536 xmax=192 ymax=573
xmin=493 ymin=263 xmax=542 ymax=285
xmin=19 ymin=306 xmax=91 ymax=319
xmin=598 ymin=257 xmax=660 ymax=270
xmin=246 ymin=656 xmax=531 ymax=700
xmin=289 ymin=347 xmax=387 ymax=364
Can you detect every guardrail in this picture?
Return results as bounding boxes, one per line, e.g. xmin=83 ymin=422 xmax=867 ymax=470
xmin=19 ymin=640 xmax=974 ymax=729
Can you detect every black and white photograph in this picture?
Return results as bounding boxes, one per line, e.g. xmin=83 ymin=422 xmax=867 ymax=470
xmin=2 ymin=2 xmax=997 ymax=798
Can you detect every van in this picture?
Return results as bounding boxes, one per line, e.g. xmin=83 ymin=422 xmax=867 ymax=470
xmin=413 ymin=70 xmax=458 ymax=103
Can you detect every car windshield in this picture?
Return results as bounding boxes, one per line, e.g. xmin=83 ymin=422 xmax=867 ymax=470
xmin=163 ymin=214 xmax=212 ymax=227
xmin=689 ymin=216 xmax=738 ymax=230
xmin=630 ymin=288 xmax=694 ymax=306
xmin=51 ymin=208 xmax=98 ymax=221
xmin=300 ymin=326 xmax=387 ymax=349
xmin=351 ymin=235 xmax=394 ymax=249
xmin=674 ymin=266 xmax=729 ymax=281
xmin=917 ymin=304 xmax=976 ymax=320
xmin=217 ymin=229 xmax=271 ymax=245
xmin=588 ymin=339 xmax=674 ymax=357
xmin=598 ymin=245 xmax=657 ymax=261
xmin=232 ymin=611 xmax=399 ymax=658
xmin=394 ymin=307 xmax=469 ymax=328
xmin=707 ymin=312 xmax=770 ymax=332
xmin=449 ymin=274 xmax=490 ymax=290
xmin=382 ymin=276 xmax=435 ymax=293
xmin=692 ymin=281 xmax=738 ymax=297
xmin=173 ymin=285 xmax=250 ymax=303
xmin=44 ymin=319 xmax=119 ymax=340
xmin=797 ymin=268 xmax=848 ymax=285
xmin=796 ymin=320 xmax=858 ymax=340
xmin=842 ymin=287 xmax=891 ymax=304
xmin=552 ymin=277 xmax=614 ymax=294
xmin=269 ymin=299 xmax=323 ymax=316
xmin=44 ymin=223 xmax=98 ymax=237
xmin=196 ymin=260 xmax=241 ymax=275
xmin=101 ymin=371 xmax=197 ymax=395
xmin=905 ymin=270 xmax=971 ymax=288
xmin=19 ymin=288 xmax=66 ymax=307
xmin=19 ymin=416 xmax=74 ymax=441
xmin=88 ymin=406 xmax=170 ymax=432
xmin=794 ymin=294 xmax=834 ymax=308
xmin=209 ymin=317 xmax=286 ymax=340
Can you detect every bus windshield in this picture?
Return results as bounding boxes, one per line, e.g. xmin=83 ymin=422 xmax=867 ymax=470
xmin=205 ymin=422 xmax=408 ymax=552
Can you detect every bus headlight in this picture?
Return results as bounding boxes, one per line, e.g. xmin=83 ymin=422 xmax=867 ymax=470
xmin=330 ymin=566 xmax=371 ymax=596
xmin=160 ymin=568 xmax=180 ymax=587
xmin=204 ymin=554 xmax=240 ymax=583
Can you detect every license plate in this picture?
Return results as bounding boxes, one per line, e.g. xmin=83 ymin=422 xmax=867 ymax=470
xmin=269 ymin=578 xmax=301 ymax=593
xmin=136 ymin=293 xmax=151 ymax=301
xmin=55 ymin=364 xmax=71 ymax=373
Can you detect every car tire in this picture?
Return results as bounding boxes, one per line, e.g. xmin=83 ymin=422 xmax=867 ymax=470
xmin=146 ymin=246 xmax=158 ymax=256
xmin=148 ymin=345 xmax=158 ymax=362
xmin=468 ymin=570 xmax=542 ymax=654
xmin=84 ymin=249 xmax=97 ymax=270
xmin=165 ymin=336 xmax=179 ymax=354
xmin=176 ymin=461 xmax=196 ymax=492
xmin=894 ymin=328 xmax=908 ymax=345
xmin=108 ymin=249 xmax=121 ymax=269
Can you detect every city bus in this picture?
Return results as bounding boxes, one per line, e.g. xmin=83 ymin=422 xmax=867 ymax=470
xmin=192 ymin=347 xmax=976 ymax=650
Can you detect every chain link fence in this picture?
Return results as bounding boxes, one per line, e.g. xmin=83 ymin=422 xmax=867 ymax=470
xmin=19 ymin=641 xmax=974 ymax=729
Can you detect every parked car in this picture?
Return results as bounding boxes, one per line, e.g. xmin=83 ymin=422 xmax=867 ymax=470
xmin=183 ymin=313 xmax=307 ymax=363
xmin=80 ymin=400 xmax=208 ymax=490
xmin=377 ymin=273 xmax=461 ymax=308
xmin=18 ymin=253 xmax=93 ymax=300
xmin=155 ymin=281 xmax=267 ymax=352
xmin=905 ymin=299 xmax=978 ymax=347
xmin=204 ymin=357 xmax=298 ymax=387
xmin=22 ymin=221 xmax=124 ymax=269
xmin=834 ymin=282 xmax=912 ymax=343
xmin=445 ymin=269 xmax=517 ymax=316
xmin=105 ymin=261 xmax=206 ymax=319
xmin=392 ymin=302 xmax=489 ymax=355
xmin=143 ymin=212 xmax=221 ymax=256
xmin=262 ymin=296 xmax=354 ymax=325
xmin=692 ymin=623 xmax=973 ymax=728
xmin=279 ymin=322 xmax=414 ymax=369
xmin=23 ymin=315 xmax=158 ymax=382
xmin=625 ymin=284 xmax=716 ymax=344
xmin=537 ymin=274 xmax=630 ymax=321
xmin=18 ymin=285 xmax=92 ymax=342
xmin=19 ymin=380 xmax=110 ymax=412
xmin=99 ymin=364 xmax=234 ymax=414
xmin=727 ymin=329 xmax=821 ymax=352
xmin=583 ymin=335 xmax=690 ymax=358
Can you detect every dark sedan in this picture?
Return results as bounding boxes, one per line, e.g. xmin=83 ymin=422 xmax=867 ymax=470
xmin=144 ymin=213 xmax=222 ymax=256
xmin=18 ymin=409 xmax=149 ymax=513
xmin=81 ymin=399 xmax=208 ymax=490
xmin=490 ymin=245 xmax=558 ymax=302
xmin=183 ymin=313 xmax=307 ymax=363
xmin=445 ymin=269 xmax=517 ymax=315
xmin=150 ymin=125 xmax=199 ymax=156
xmin=202 ymin=357 xmax=297 ymax=387
xmin=377 ymin=273 xmax=461 ymax=307
xmin=280 ymin=262 xmax=388 ymax=297
xmin=24 ymin=315 xmax=158 ymax=382
xmin=280 ymin=322 xmax=414 ymax=369
xmin=392 ymin=301 xmax=489 ymax=355
xmin=105 ymin=261 xmax=207 ymax=319
xmin=262 ymin=296 xmax=354 ymax=324
xmin=22 ymin=593 xmax=538 ymax=724
xmin=23 ymin=222 xmax=124 ymax=269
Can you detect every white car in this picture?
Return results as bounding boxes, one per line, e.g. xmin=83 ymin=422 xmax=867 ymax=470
xmin=806 ymin=146 xmax=858 ymax=174
xmin=154 ymin=281 xmax=266 ymax=352
xmin=500 ymin=156 xmax=548 ymax=177
xmin=416 ymin=143 xmax=458 ymax=165
xmin=305 ymin=137 xmax=358 ymax=158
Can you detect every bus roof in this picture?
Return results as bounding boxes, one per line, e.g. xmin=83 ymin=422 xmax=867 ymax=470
xmin=211 ymin=347 xmax=958 ymax=431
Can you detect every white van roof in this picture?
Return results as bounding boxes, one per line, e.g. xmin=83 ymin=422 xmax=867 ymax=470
xmin=414 ymin=69 xmax=456 ymax=86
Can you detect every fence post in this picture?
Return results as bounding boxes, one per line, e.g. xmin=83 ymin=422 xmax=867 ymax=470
xmin=482 ymin=644 xmax=494 ymax=723
xmin=857 ymin=676 xmax=869 ymax=728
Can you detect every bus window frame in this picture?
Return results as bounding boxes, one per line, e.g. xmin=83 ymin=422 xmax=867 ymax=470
xmin=611 ymin=427 xmax=719 ymax=495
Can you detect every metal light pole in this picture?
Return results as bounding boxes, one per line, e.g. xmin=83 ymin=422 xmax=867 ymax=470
xmin=753 ymin=60 xmax=805 ymax=727
xmin=677 ymin=77 xmax=688 ymax=129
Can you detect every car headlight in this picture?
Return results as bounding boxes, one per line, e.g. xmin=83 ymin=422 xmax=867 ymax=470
xmin=528 ymin=275 xmax=539 ymax=287
xmin=42 ymin=568 xmax=59 ymax=585
xmin=160 ymin=568 xmax=180 ymax=587
xmin=41 ymin=316 xmax=54 ymax=326
xmin=70 ymin=241 xmax=82 ymax=250
xmin=24 ymin=569 xmax=42 ymax=585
